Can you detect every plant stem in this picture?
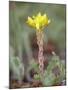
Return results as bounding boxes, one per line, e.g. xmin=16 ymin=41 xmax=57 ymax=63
xmin=36 ymin=30 xmax=44 ymax=74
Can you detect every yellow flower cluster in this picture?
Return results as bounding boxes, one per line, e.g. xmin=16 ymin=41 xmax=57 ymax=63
xmin=27 ymin=12 xmax=50 ymax=31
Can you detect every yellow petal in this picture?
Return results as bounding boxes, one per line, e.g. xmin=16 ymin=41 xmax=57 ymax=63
xmin=27 ymin=16 xmax=35 ymax=27
xmin=36 ymin=23 xmax=39 ymax=30
xmin=48 ymin=19 xmax=51 ymax=24
xmin=37 ymin=12 xmax=41 ymax=17
xmin=27 ymin=16 xmax=33 ymax=24
xmin=43 ymin=14 xmax=47 ymax=18
xmin=32 ymin=15 xmax=35 ymax=19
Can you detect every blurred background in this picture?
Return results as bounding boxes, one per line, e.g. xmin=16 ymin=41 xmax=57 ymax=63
xmin=9 ymin=1 xmax=66 ymax=88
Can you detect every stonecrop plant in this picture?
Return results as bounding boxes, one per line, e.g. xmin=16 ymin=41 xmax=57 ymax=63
xmin=27 ymin=12 xmax=50 ymax=74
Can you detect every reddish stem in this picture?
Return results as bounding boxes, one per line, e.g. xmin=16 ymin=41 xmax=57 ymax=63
xmin=36 ymin=30 xmax=44 ymax=74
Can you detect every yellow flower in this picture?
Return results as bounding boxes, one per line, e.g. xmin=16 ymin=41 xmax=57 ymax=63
xmin=27 ymin=12 xmax=50 ymax=31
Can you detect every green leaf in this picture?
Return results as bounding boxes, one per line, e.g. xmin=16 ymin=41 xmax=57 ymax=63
xmin=28 ymin=59 xmax=39 ymax=71
xmin=34 ymin=74 xmax=41 ymax=80
xmin=43 ymin=71 xmax=55 ymax=86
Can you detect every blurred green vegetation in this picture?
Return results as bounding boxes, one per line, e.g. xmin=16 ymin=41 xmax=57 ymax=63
xmin=9 ymin=1 xmax=66 ymax=54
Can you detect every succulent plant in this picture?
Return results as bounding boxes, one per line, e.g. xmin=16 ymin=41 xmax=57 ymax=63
xmin=27 ymin=12 xmax=50 ymax=74
xmin=30 ymin=55 xmax=65 ymax=86
xmin=42 ymin=54 xmax=65 ymax=86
